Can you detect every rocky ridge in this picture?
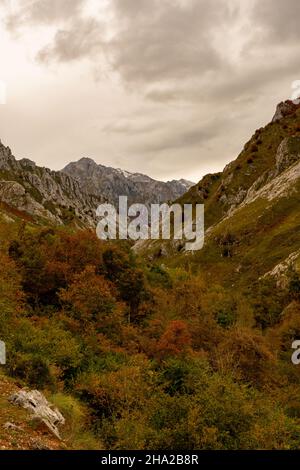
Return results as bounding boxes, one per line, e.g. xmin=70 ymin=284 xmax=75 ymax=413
xmin=0 ymin=141 xmax=102 ymax=226
xmin=63 ymin=157 xmax=193 ymax=207
xmin=0 ymin=143 xmax=193 ymax=226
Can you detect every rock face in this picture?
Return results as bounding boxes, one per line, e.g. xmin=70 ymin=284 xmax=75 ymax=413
xmin=262 ymin=250 xmax=300 ymax=287
xmin=275 ymin=136 xmax=300 ymax=174
xmin=9 ymin=390 xmax=65 ymax=440
xmin=272 ymin=100 xmax=300 ymax=122
xmin=3 ymin=422 xmax=22 ymax=431
xmin=0 ymin=140 xmax=103 ymax=226
xmin=63 ymin=158 xmax=193 ymax=207
xmin=231 ymin=135 xmax=300 ymax=209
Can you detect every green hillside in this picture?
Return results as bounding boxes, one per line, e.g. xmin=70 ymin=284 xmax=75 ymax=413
xmin=139 ymin=101 xmax=300 ymax=296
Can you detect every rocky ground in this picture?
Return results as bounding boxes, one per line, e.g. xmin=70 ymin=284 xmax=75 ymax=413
xmin=0 ymin=373 xmax=64 ymax=450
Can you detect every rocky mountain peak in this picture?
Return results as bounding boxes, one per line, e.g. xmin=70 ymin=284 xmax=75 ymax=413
xmin=19 ymin=158 xmax=36 ymax=170
xmin=272 ymin=99 xmax=300 ymax=122
xmin=62 ymin=158 xmax=194 ymax=206
xmin=0 ymin=140 xmax=15 ymax=170
xmin=76 ymin=157 xmax=99 ymax=167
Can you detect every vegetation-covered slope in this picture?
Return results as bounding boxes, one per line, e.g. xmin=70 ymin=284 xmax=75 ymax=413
xmin=0 ymin=212 xmax=299 ymax=449
xmin=138 ymin=100 xmax=300 ymax=293
xmin=180 ymin=100 xmax=300 ymax=227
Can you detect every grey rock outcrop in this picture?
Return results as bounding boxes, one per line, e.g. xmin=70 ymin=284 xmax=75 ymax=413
xmin=0 ymin=141 xmax=103 ymax=226
xmin=3 ymin=422 xmax=22 ymax=431
xmin=275 ymin=136 xmax=300 ymax=174
xmin=9 ymin=390 xmax=65 ymax=440
xmin=272 ymin=100 xmax=300 ymax=122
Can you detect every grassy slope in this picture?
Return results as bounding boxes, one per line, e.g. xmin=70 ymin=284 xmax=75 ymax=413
xmin=145 ymin=107 xmax=300 ymax=289
xmin=180 ymin=108 xmax=300 ymax=229
xmin=169 ymin=186 xmax=300 ymax=288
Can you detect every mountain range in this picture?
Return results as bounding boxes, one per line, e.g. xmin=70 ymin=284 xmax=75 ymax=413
xmin=1 ymin=98 xmax=299 ymax=292
xmin=0 ymin=145 xmax=193 ymax=226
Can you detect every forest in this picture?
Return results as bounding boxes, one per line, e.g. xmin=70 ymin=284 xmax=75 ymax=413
xmin=0 ymin=217 xmax=300 ymax=450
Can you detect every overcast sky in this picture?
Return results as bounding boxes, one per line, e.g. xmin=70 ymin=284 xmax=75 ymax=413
xmin=0 ymin=0 xmax=299 ymax=182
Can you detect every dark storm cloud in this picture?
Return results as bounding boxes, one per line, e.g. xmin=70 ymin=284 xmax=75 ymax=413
xmin=33 ymin=0 xmax=296 ymax=109
xmin=34 ymin=0 xmax=229 ymax=82
xmin=107 ymin=0 xmax=228 ymax=85
xmin=4 ymin=0 xmax=299 ymax=95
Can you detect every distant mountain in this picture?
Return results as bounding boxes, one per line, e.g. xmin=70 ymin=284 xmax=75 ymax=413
xmin=0 ymin=144 xmax=193 ymax=226
xmin=62 ymin=157 xmax=193 ymax=206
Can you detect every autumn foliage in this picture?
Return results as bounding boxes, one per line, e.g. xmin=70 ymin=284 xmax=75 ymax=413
xmin=0 ymin=219 xmax=300 ymax=450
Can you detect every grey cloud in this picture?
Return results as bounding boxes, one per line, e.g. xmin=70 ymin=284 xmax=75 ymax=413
xmin=131 ymin=116 xmax=233 ymax=154
xmin=112 ymin=0 xmax=156 ymax=19
xmin=6 ymin=0 xmax=85 ymax=31
xmin=2 ymin=0 xmax=300 ymax=184
xmin=103 ymin=120 xmax=159 ymax=136
xmin=145 ymin=60 xmax=297 ymax=107
xmin=107 ymin=0 xmax=228 ymax=85
xmin=37 ymin=17 xmax=104 ymax=63
xmin=30 ymin=0 xmax=230 ymax=82
xmin=252 ymin=0 xmax=300 ymax=43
